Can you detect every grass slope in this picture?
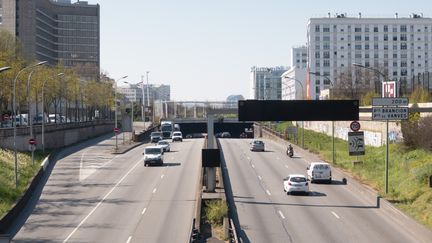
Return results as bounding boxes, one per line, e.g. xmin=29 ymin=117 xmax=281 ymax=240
xmin=0 ymin=148 xmax=46 ymax=218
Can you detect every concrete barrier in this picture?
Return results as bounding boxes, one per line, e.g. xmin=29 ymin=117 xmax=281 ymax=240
xmin=0 ymin=120 xmax=114 ymax=151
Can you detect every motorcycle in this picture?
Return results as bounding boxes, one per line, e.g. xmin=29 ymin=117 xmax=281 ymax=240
xmin=287 ymin=145 xmax=294 ymax=158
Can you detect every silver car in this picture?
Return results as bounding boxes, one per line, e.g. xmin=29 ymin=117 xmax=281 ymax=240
xmin=250 ymin=140 xmax=265 ymax=151
xmin=157 ymin=140 xmax=171 ymax=152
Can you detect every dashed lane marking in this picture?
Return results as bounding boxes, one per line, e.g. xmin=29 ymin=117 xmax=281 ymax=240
xmin=332 ymin=211 xmax=340 ymax=219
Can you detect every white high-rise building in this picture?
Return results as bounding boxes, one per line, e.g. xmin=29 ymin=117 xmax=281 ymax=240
xmin=282 ymin=46 xmax=308 ymax=100
xmin=307 ymin=13 xmax=432 ymax=99
xmin=250 ymin=66 xmax=288 ymax=100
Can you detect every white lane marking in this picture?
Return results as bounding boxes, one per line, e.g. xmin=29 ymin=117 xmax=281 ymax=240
xmin=152 ymin=188 xmax=157 ymax=193
xmin=266 ymin=189 xmax=271 ymax=196
xmin=141 ymin=207 xmax=147 ymax=215
xmin=126 ymin=236 xmax=132 ymax=243
xmin=331 ymin=211 xmax=340 ymax=219
xmin=284 ymin=165 xmax=289 ymax=169
xmin=161 ymin=174 xmax=165 ymax=179
xmin=247 ymin=156 xmax=250 ymax=160
xmin=251 ymin=164 xmax=255 ymax=169
xmin=278 ymin=210 xmax=285 ymax=219
xmin=63 ymin=158 xmax=142 ymax=243
xmin=258 ymin=175 xmax=262 ymax=181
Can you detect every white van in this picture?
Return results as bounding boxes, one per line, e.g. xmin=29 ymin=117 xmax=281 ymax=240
xmin=306 ymin=162 xmax=332 ymax=183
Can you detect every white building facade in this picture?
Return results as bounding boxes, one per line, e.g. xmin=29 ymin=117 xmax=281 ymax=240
xmin=250 ymin=66 xmax=288 ymax=100
xmin=282 ymin=46 xmax=308 ymax=100
xmin=307 ymin=14 xmax=432 ymax=99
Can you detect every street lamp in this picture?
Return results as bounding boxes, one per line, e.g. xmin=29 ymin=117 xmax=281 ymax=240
xmin=12 ymin=61 xmax=47 ymax=188
xmin=146 ymin=71 xmax=150 ymax=128
xmin=114 ymin=75 xmax=128 ymax=150
xmin=41 ymin=72 xmax=64 ymax=153
xmin=123 ymin=81 xmax=135 ymax=142
xmin=284 ymin=76 xmax=305 ymax=148
xmin=353 ymin=63 xmax=391 ymax=194
xmin=309 ymin=71 xmax=336 ymax=165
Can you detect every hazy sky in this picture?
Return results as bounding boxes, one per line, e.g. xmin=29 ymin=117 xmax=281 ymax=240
xmin=92 ymin=0 xmax=432 ymax=101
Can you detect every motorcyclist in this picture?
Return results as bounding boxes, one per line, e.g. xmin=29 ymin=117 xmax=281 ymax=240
xmin=287 ymin=144 xmax=293 ymax=155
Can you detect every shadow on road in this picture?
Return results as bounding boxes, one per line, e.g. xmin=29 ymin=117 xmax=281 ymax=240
xmin=235 ymin=200 xmax=377 ymax=209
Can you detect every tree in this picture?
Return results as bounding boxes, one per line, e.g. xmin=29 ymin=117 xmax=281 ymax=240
xmin=409 ymin=87 xmax=430 ymax=103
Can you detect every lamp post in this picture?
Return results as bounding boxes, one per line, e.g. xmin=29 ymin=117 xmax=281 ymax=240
xmin=114 ymin=75 xmax=128 ymax=150
xmin=141 ymin=75 xmax=145 ymax=131
xmin=12 ymin=61 xmax=46 ymax=188
xmin=42 ymin=72 xmax=64 ymax=153
xmin=353 ymin=63 xmax=390 ymax=194
xmin=146 ymin=71 xmax=150 ymax=128
xmin=284 ymin=76 xmax=305 ymax=148
xmin=27 ymin=67 xmax=45 ymax=165
xmin=123 ymin=81 xmax=135 ymax=142
xmin=309 ymin=71 xmax=336 ymax=165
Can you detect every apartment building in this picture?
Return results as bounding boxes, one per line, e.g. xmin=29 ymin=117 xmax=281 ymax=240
xmin=307 ymin=13 xmax=432 ymax=99
xmin=250 ymin=66 xmax=288 ymax=100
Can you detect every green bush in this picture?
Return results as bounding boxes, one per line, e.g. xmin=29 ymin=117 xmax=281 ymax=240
xmin=205 ymin=200 xmax=228 ymax=226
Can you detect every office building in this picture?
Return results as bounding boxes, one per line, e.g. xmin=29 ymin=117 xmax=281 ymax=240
xmin=307 ymin=13 xmax=432 ymax=99
xmin=292 ymin=46 xmax=308 ymax=69
xmin=0 ymin=0 xmax=100 ymax=80
xmin=118 ymin=83 xmax=171 ymax=107
xmin=250 ymin=66 xmax=288 ymax=100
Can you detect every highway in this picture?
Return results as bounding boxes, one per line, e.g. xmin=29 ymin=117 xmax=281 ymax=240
xmin=12 ymin=136 xmax=203 ymax=243
xmin=220 ymin=138 xmax=432 ymax=243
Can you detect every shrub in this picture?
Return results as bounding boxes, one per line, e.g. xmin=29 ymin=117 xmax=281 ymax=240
xmin=205 ymin=200 xmax=228 ymax=226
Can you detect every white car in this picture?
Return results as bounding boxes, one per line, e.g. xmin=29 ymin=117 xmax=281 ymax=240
xmin=172 ymin=131 xmax=183 ymax=142
xmin=283 ymin=174 xmax=309 ymax=195
xmin=157 ymin=140 xmax=171 ymax=152
xmin=143 ymin=146 xmax=164 ymax=166
xmin=307 ymin=162 xmax=332 ymax=183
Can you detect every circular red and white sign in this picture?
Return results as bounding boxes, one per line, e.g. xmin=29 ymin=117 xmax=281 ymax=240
xmin=350 ymin=121 xmax=361 ymax=132
xmin=28 ymin=138 xmax=36 ymax=145
xmin=114 ymin=127 xmax=119 ymax=133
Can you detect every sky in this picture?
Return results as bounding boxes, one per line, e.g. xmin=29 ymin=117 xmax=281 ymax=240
xmin=91 ymin=0 xmax=432 ymax=101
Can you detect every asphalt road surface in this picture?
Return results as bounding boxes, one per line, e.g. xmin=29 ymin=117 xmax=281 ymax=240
xmin=220 ymin=138 xmax=432 ymax=243
xmin=12 ymin=136 xmax=203 ymax=243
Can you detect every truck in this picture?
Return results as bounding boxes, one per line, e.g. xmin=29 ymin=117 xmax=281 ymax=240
xmin=160 ymin=121 xmax=174 ymax=139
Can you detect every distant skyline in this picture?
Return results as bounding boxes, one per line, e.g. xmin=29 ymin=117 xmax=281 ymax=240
xmin=93 ymin=0 xmax=432 ymax=100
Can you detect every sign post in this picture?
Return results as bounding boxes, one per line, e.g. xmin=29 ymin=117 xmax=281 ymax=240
xmin=372 ymin=97 xmax=409 ymax=194
xmin=28 ymin=138 xmax=36 ymax=165
xmin=114 ymin=127 xmax=119 ymax=150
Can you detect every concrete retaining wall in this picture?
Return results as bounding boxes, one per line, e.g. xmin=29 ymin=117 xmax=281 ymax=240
xmin=0 ymin=120 xmax=114 ymax=151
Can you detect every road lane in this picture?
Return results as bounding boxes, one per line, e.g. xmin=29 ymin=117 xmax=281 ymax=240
xmin=220 ymin=138 xmax=432 ymax=243
xmin=12 ymin=137 xmax=203 ymax=243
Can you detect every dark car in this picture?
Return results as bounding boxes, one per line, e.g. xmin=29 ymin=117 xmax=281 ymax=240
xmin=150 ymin=132 xmax=163 ymax=143
xmin=221 ymin=132 xmax=231 ymax=138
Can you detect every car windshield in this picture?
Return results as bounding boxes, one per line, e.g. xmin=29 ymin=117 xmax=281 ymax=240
xmin=253 ymin=141 xmax=263 ymax=144
xmin=145 ymin=148 xmax=161 ymax=154
xmin=158 ymin=141 xmax=168 ymax=145
xmin=314 ymin=164 xmax=329 ymax=170
xmin=290 ymin=177 xmax=307 ymax=182
xmin=173 ymin=132 xmax=181 ymax=136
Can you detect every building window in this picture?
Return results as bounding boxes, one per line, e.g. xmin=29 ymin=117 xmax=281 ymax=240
xmin=355 ymin=35 xmax=362 ymax=41
xmin=323 ymin=27 xmax=330 ymax=32
xmin=393 ymin=45 xmax=397 ymax=50
xmin=365 ymin=44 xmax=370 ymax=50
xmin=374 ymin=44 xmax=379 ymax=49
xmin=323 ymin=52 xmax=330 ymax=58
xmin=323 ymin=36 xmax=330 ymax=41
xmin=365 ymin=27 xmax=370 ymax=32
xmin=384 ymin=44 xmax=388 ymax=50
xmin=365 ymin=35 xmax=369 ymax=41
xmin=384 ymin=34 xmax=388 ymax=41
xmin=393 ymin=35 xmax=397 ymax=41
xmin=401 ymin=43 xmax=407 ymax=49
xmin=355 ymin=44 xmax=362 ymax=50
xmin=384 ymin=25 xmax=388 ymax=32
xmin=315 ymin=25 xmax=320 ymax=32
xmin=401 ymin=69 xmax=407 ymax=76
xmin=401 ymin=61 xmax=407 ymax=67
xmin=323 ymin=43 xmax=330 ymax=50
xmin=400 ymin=25 xmax=407 ymax=32
xmin=393 ymin=53 xmax=397 ymax=58
xmin=355 ymin=27 xmax=362 ymax=32
xmin=315 ymin=36 xmax=320 ymax=41
xmin=393 ymin=71 xmax=398 ymax=76
xmin=374 ymin=53 xmax=379 ymax=58
xmin=374 ymin=26 xmax=379 ymax=32
xmin=393 ymin=62 xmax=397 ymax=67
xmin=323 ymin=60 xmax=330 ymax=67
xmin=365 ymin=53 xmax=370 ymax=58
xmin=365 ymin=61 xmax=370 ymax=67
xmin=316 ymin=61 xmax=320 ymax=67
xmin=315 ymin=44 xmax=320 ymax=50
xmin=374 ymin=36 xmax=379 ymax=41
xmin=393 ymin=27 xmax=397 ymax=32
xmin=400 ymin=34 xmax=407 ymax=41
xmin=315 ymin=52 xmax=320 ymax=58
